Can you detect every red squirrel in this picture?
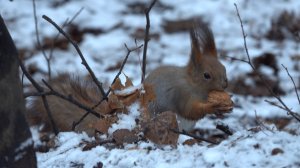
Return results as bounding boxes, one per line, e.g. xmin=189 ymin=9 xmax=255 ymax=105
xmin=27 ymin=21 xmax=231 ymax=135
xmin=144 ymin=22 xmax=230 ymax=131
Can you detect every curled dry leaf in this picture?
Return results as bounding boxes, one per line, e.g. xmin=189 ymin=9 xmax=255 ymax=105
xmin=111 ymin=78 xmax=125 ymax=91
xmin=124 ymin=74 xmax=133 ymax=87
xmin=183 ymin=139 xmax=198 ymax=146
xmin=142 ymin=111 xmax=179 ymax=146
xmin=112 ymin=129 xmax=139 ymax=145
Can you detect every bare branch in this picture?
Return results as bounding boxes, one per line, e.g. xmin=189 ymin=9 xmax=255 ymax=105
xmin=141 ymin=0 xmax=157 ymax=83
xmin=32 ymin=0 xmax=51 ymax=79
xmin=24 ymin=91 xmax=52 ymax=98
xmin=106 ymin=44 xmax=143 ymax=96
xmin=233 ymin=3 xmax=300 ymax=122
xmin=281 ymin=64 xmax=300 ymax=105
xmin=42 ymin=15 xmax=107 ymax=100
xmin=264 ymin=100 xmax=287 ymax=111
xmin=18 ymin=57 xmax=58 ymax=135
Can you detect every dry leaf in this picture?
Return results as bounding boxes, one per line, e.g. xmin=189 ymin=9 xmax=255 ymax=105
xmin=111 ymin=78 xmax=125 ymax=91
xmin=93 ymin=119 xmax=111 ymax=134
xmin=108 ymin=94 xmax=124 ymax=110
xmin=112 ymin=129 xmax=139 ymax=145
xmin=183 ymin=139 xmax=198 ymax=146
xmin=121 ymin=91 xmax=140 ymax=106
xmin=124 ymin=74 xmax=133 ymax=87
xmin=143 ymin=111 xmax=179 ymax=146
xmin=96 ymin=100 xmax=113 ymax=115
xmin=139 ymin=84 xmax=156 ymax=109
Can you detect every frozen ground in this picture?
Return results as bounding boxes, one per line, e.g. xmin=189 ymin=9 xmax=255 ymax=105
xmin=1 ymin=0 xmax=300 ymax=167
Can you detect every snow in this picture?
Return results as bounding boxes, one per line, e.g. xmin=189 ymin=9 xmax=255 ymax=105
xmin=108 ymin=103 xmax=141 ymax=134
xmin=36 ymin=130 xmax=300 ymax=168
xmin=1 ymin=0 xmax=300 ymax=167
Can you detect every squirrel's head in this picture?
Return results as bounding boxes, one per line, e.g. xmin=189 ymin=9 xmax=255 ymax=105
xmin=187 ymin=21 xmax=228 ymax=92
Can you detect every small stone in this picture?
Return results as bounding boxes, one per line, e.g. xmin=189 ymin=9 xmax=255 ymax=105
xmin=271 ymin=148 xmax=284 ymax=155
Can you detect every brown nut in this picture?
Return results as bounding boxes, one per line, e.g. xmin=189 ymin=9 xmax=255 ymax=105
xmin=207 ymin=90 xmax=233 ymax=108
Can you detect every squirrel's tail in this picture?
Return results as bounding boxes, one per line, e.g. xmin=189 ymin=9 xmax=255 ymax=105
xmin=26 ymin=73 xmax=103 ymax=135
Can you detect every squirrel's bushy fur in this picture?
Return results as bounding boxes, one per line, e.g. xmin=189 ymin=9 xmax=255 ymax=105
xmin=27 ymin=74 xmax=102 ymax=136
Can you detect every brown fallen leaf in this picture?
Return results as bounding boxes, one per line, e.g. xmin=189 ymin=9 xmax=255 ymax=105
xmin=112 ymin=129 xmax=139 ymax=145
xmin=108 ymin=94 xmax=124 ymax=110
xmin=94 ymin=119 xmax=111 ymax=134
xmin=183 ymin=139 xmax=198 ymax=146
xmin=140 ymin=83 xmax=156 ymax=109
xmin=142 ymin=111 xmax=179 ymax=146
xmin=111 ymin=78 xmax=125 ymax=91
xmin=124 ymin=74 xmax=134 ymax=87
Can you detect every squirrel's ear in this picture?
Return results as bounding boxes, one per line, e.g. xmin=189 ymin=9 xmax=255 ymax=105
xmin=190 ymin=22 xmax=217 ymax=64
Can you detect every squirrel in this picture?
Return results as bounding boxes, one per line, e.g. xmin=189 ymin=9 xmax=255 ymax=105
xmin=27 ymin=21 xmax=230 ymax=136
xmin=144 ymin=21 xmax=230 ymax=131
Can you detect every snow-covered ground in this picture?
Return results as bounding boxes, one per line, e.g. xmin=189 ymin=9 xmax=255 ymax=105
xmin=1 ymin=0 xmax=300 ymax=167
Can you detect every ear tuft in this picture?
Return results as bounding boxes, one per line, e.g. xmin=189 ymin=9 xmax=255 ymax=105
xmin=190 ymin=21 xmax=217 ymax=62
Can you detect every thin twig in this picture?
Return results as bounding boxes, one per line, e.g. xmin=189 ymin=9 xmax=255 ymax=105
xmin=48 ymin=7 xmax=84 ymax=62
xmin=32 ymin=0 xmax=51 ymax=79
xmin=141 ymin=0 xmax=157 ymax=83
xmin=254 ymin=110 xmax=275 ymax=134
xmin=264 ymin=100 xmax=287 ymax=111
xmin=216 ymin=123 xmax=233 ymax=136
xmin=72 ymin=111 xmax=90 ymax=131
xmin=24 ymin=91 xmax=53 ymax=98
xmin=18 ymin=57 xmax=59 ymax=135
xmin=225 ymin=55 xmax=249 ymax=64
xmin=234 ymin=3 xmax=300 ymax=122
xmin=42 ymin=15 xmax=107 ymax=99
xmin=170 ymin=129 xmax=217 ymax=145
xmin=281 ymin=64 xmax=300 ymax=105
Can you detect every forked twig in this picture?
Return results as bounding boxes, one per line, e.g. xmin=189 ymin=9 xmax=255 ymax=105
xmin=233 ymin=3 xmax=300 ymax=122
xmin=141 ymin=0 xmax=157 ymax=83
xmin=106 ymin=44 xmax=143 ymax=96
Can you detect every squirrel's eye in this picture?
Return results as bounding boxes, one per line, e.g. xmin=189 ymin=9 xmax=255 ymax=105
xmin=204 ymin=72 xmax=211 ymax=80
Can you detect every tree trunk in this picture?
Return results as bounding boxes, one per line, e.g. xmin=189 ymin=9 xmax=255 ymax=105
xmin=0 ymin=15 xmax=37 ymax=168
